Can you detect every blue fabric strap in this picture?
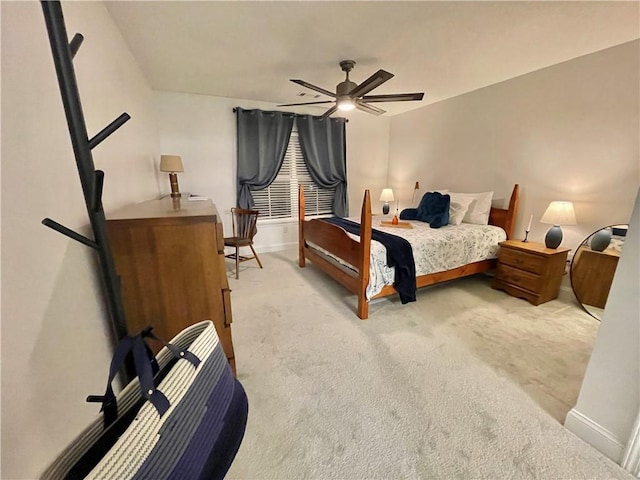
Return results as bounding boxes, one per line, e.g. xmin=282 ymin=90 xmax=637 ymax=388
xmin=87 ymin=326 xmax=200 ymax=429
xmin=141 ymin=327 xmax=201 ymax=368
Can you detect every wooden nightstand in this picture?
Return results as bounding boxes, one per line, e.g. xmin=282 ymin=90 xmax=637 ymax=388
xmin=571 ymin=247 xmax=620 ymax=308
xmin=492 ymin=240 xmax=570 ymax=306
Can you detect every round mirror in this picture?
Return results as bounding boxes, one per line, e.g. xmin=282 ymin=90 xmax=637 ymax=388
xmin=570 ymin=224 xmax=628 ymax=320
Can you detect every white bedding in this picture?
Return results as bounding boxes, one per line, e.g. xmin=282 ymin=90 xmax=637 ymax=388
xmin=310 ymin=217 xmax=506 ymax=299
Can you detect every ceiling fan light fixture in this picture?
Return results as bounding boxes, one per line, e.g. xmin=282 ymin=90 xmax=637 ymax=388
xmin=282 ymin=61 xmax=424 ymax=119
xmin=337 ymin=96 xmax=355 ymax=111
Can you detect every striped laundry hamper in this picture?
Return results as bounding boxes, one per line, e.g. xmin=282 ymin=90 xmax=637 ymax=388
xmin=41 ymin=320 xmax=248 ymax=480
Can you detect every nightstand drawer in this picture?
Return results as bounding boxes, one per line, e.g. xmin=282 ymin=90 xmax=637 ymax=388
xmin=499 ymin=248 xmax=545 ymax=274
xmin=495 ymin=264 xmax=541 ymax=293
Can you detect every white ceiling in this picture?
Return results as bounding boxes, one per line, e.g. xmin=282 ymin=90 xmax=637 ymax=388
xmin=105 ymin=1 xmax=640 ymax=117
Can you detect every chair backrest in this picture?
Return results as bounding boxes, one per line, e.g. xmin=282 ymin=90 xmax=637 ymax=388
xmin=231 ymin=208 xmax=259 ymax=240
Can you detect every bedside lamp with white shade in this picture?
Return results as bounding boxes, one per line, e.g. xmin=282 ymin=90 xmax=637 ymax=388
xmin=160 ymin=155 xmax=184 ymax=198
xmin=379 ymin=188 xmax=394 ymax=215
xmin=540 ymin=201 xmax=577 ymax=249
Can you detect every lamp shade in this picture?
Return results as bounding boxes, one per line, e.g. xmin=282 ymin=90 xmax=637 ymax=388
xmin=160 ymin=155 xmax=184 ymax=173
xmin=379 ymin=188 xmax=394 ymax=202
xmin=540 ymin=201 xmax=576 ymax=226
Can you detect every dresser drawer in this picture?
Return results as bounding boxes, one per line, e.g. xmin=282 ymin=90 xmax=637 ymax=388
xmin=499 ymin=247 xmax=545 ymax=274
xmin=495 ymin=264 xmax=542 ymax=293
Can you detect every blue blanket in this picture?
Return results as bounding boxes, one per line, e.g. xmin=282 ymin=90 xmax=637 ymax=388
xmin=323 ymin=217 xmax=416 ymax=304
xmin=400 ymin=192 xmax=450 ymax=228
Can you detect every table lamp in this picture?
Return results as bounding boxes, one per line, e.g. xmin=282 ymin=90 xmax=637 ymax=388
xmin=379 ymin=188 xmax=394 ymax=215
xmin=540 ymin=201 xmax=576 ymax=249
xmin=160 ymin=155 xmax=184 ymax=198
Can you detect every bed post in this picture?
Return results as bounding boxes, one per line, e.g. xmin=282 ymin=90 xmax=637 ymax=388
xmin=357 ymin=190 xmax=372 ymax=320
xmin=504 ymin=184 xmax=520 ymax=239
xmin=298 ymin=185 xmax=306 ymax=267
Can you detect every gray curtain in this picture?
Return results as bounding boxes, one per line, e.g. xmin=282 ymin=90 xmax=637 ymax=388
xmin=296 ymin=115 xmax=348 ymax=217
xmin=236 ymin=108 xmax=295 ymax=208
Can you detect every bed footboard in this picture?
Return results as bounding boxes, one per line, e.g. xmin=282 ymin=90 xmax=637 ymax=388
xmin=298 ymin=185 xmax=372 ymax=319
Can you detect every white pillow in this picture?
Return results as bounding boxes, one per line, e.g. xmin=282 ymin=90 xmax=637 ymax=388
xmin=448 ymin=196 xmax=474 ymax=225
xmin=449 ymin=191 xmax=494 ymax=225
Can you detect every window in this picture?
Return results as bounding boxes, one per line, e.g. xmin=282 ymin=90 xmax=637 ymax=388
xmin=252 ymin=128 xmax=336 ymax=220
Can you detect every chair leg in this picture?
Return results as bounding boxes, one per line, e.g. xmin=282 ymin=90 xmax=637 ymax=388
xmin=250 ymin=245 xmax=263 ymax=269
xmin=235 ymin=246 xmax=239 ymax=279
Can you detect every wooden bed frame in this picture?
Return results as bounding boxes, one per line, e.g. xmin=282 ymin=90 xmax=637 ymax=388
xmin=298 ymin=184 xmax=520 ymax=319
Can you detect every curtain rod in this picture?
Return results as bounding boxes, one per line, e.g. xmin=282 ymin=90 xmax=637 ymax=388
xmin=232 ymin=107 xmax=348 ymax=122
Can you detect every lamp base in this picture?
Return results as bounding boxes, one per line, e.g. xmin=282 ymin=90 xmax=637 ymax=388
xmin=382 ymin=203 xmax=390 ymax=215
xmin=169 ymin=172 xmax=181 ymax=198
xmin=544 ymin=225 xmax=563 ymax=249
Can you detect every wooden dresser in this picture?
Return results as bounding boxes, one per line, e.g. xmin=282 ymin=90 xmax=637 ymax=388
xmin=106 ymin=196 xmax=236 ymax=373
xmin=492 ymin=240 xmax=570 ymax=306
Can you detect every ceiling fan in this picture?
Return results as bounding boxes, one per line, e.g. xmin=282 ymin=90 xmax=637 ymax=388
xmin=277 ymin=60 xmax=424 ymax=118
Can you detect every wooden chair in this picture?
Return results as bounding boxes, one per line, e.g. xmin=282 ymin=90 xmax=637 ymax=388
xmin=224 ymin=208 xmax=263 ymax=279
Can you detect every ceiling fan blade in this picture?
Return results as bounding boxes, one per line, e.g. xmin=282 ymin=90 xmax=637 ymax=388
xmin=361 ymin=93 xmax=424 ymax=103
xmin=355 ymin=100 xmax=386 ymax=116
xmin=277 ymin=100 xmax=334 ymax=107
xmin=291 ymin=79 xmax=336 ymax=98
xmin=320 ymin=105 xmax=338 ymax=119
xmin=348 ymin=70 xmax=394 ymax=98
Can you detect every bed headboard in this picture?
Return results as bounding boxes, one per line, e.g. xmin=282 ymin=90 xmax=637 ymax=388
xmin=488 ymin=184 xmax=519 ymax=239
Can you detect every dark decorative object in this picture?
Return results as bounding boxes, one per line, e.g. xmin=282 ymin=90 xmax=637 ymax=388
xmin=590 ymin=227 xmax=613 ymax=252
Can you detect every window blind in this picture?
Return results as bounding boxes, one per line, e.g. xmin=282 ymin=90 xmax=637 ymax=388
xmin=253 ymin=128 xmax=335 ymax=220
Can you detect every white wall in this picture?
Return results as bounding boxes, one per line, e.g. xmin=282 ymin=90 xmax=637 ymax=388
xmin=153 ymin=91 xmax=391 ymax=252
xmin=388 ymin=40 xmax=640 ymax=251
xmin=1 ymin=2 xmax=159 ymax=478
xmin=565 ymin=187 xmax=640 ymax=464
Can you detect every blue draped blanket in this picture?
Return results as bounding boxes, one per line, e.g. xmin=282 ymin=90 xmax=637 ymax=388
xmin=399 ymin=192 xmax=450 ymax=228
xmin=322 ymin=217 xmax=416 ymax=304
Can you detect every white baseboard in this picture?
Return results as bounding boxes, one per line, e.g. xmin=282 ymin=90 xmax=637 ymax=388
xmin=223 ymin=243 xmax=295 ymax=258
xmin=621 ymin=412 xmax=640 ymax=477
xmin=254 ymin=242 xmax=296 ymax=254
xmin=565 ymin=408 xmax=625 ymax=463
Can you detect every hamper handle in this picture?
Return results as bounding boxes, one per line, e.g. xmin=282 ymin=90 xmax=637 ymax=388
xmin=87 ymin=326 xmax=199 ymax=429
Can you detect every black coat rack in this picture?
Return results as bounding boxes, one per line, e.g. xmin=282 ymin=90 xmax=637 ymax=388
xmin=40 ymin=1 xmax=131 ymax=372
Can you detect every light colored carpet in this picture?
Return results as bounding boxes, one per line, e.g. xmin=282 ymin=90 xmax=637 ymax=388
xmin=225 ymin=249 xmax=631 ymax=479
